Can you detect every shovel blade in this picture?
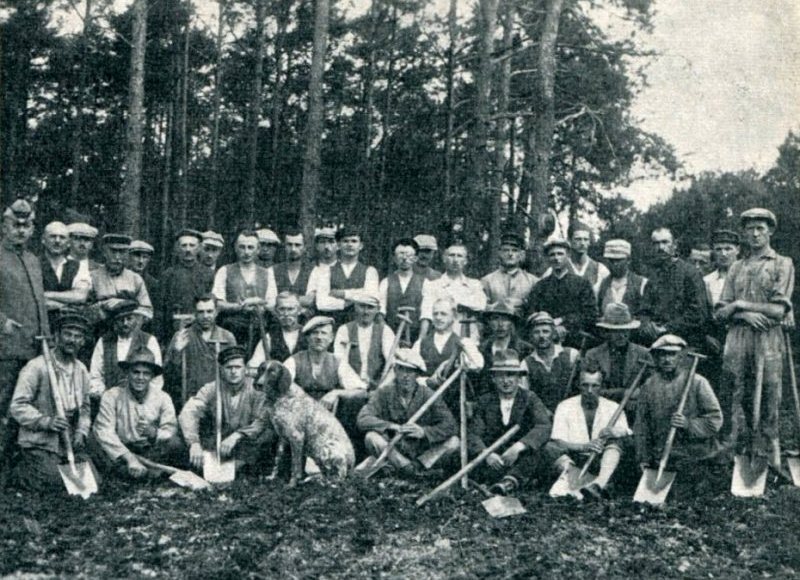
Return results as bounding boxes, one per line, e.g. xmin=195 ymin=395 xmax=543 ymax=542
xmin=170 ymin=470 xmax=212 ymax=491
xmin=58 ymin=461 xmax=98 ymax=499
xmin=731 ymin=455 xmax=767 ymax=497
xmin=548 ymin=465 xmax=593 ymax=499
xmin=481 ymin=496 xmax=527 ymax=518
xmin=633 ymin=468 xmax=676 ymax=505
xmin=203 ymin=451 xmax=235 ymax=484
xmin=787 ymin=457 xmax=800 ymax=487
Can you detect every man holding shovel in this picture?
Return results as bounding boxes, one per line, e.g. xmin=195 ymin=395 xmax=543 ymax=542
xmin=92 ymin=348 xmax=183 ymax=479
xmin=10 ymin=312 xmax=94 ymax=491
xmin=634 ymin=335 xmax=722 ymax=484
xmin=357 ymin=349 xmax=459 ymax=477
xmin=715 ymin=208 xmax=794 ymax=469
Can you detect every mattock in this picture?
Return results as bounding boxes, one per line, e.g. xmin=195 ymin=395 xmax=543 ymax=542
xmin=173 ymin=313 xmax=194 ymax=406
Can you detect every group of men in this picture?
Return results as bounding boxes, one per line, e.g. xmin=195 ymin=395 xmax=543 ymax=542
xmin=0 ymin=196 xmax=794 ymax=500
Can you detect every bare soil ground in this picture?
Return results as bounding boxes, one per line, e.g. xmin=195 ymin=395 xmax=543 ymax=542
xmin=1 ymin=467 xmax=799 ymax=579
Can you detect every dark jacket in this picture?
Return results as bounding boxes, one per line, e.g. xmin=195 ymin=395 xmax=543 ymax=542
xmin=0 ymin=242 xmax=49 ymax=360
xmin=468 ymin=388 xmax=551 ymax=455
xmin=584 ymin=342 xmax=653 ymax=404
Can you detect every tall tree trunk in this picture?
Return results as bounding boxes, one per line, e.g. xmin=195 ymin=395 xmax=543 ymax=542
xmin=70 ymin=0 xmax=93 ymax=200
xmin=443 ymin=0 xmax=457 ymax=219
xmin=120 ymin=0 xmax=147 ymax=236
xmin=161 ymin=103 xmax=174 ymax=267
xmin=530 ymin=0 xmax=565 ymax=221
xmin=177 ymin=5 xmax=190 ymax=228
xmin=244 ymin=0 xmax=267 ymax=225
xmin=268 ymin=0 xmax=292 ymax=202
xmin=208 ymin=0 xmax=226 ymax=227
xmin=299 ymin=0 xmax=330 ymax=245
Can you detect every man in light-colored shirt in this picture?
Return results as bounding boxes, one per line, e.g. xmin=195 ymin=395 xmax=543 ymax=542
xmin=704 ymin=230 xmax=740 ymax=306
xmin=481 ymin=232 xmax=538 ymax=315
xmin=90 ymin=234 xmax=153 ymax=322
xmin=334 ymin=292 xmax=395 ymax=388
xmin=41 ymin=221 xmax=92 ymax=313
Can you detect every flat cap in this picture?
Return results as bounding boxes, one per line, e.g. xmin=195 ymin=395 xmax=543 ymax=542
xmin=740 ymin=208 xmax=777 ymax=228
xmin=689 ymin=249 xmax=711 ymax=262
xmin=130 ymin=240 xmax=155 ymax=254
xmin=482 ymin=301 xmax=519 ymax=321
xmin=413 ymin=234 xmax=438 ymax=251
xmin=67 ymin=222 xmax=98 ymax=238
xmin=175 ymin=228 xmax=203 ymax=242
xmin=499 ymin=231 xmax=525 ymax=250
xmin=489 ymin=349 xmax=527 ymax=373
xmin=109 ymin=299 xmax=140 ymax=319
xmin=335 ymin=225 xmax=362 ymax=241
xmin=255 ymin=228 xmax=280 ymax=244
xmin=3 ymin=199 xmax=35 ymax=222
xmin=44 ymin=221 xmax=69 ymax=237
xmin=55 ymin=311 xmax=91 ymax=333
xmin=218 ymin=345 xmax=248 ymax=366
xmin=711 ymin=229 xmax=740 ymax=246
xmin=314 ymin=226 xmax=337 ymax=240
xmin=543 ymin=237 xmax=571 ymax=252
xmin=603 ymin=239 xmax=631 ymax=259
xmin=393 ymin=348 xmax=427 ymax=373
xmin=650 ymin=334 xmax=687 ymax=352
xmin=102 ymin=233 xmax=132 ymax=249
xmin=302 ymin=316 xmax=336 ymax=334
xmin=527 ymin=311 xmax=555 ymax=327
xmin=351 ymin=291 xmax=380 ymax=308
xmin=202 ymin=230 xmax=225 ymax=248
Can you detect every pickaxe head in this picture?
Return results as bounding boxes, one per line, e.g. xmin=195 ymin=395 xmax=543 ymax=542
xmin=395 ymin=313 xmax=413 ymax=326
xmin=397 ymin=306 xmax=416 ymax=315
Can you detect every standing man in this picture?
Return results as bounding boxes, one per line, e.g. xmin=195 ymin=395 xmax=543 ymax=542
xmin=128 ymin=240 xmax=159 ymax=305
xmin=92 ymin=348 xmax=182 ymax=479
xmin=0 ymin=199 xmax=48 ymax=467
xmin=596 ymin=239 xmax=647 ymax=315
xmin=9 ymin=313 xmax=93 ymax=491
xmin=334 ymin=293 xmax=395 ymax=389
xmin=311 ymin=226 xmax=380 ymax=325
xmin=523 ymin=312 xmax=579 ymax=413
xmin=567 ymin=222 xmax=609 ymax=295
xmin=688 ymin=244 xmax=713 ymax=276
xmin=200 ymin=231 xmax=225 ymax=272
xmin=267 ymin=228 xmax=315 ymax=309
xmin=157 ymin=229 xmax=214 ymax=343
xmin=164 ymin=294 xmax=236 ymax=404
xmin=413 ymin=234 xmax=442 ymax=280
xmin=379 ymin=238 xmax=426 ymax=344
xmin=212 ymin=230 xmax=276 ymax=349
xmin=179 ymin=345 xmax=271 ymax=473
xmin=357 ymin=348 xmax=460 ymax=477
xmin=248 ymin=291 xmax=306 ymax=368
xmin=90 ymin=234 xmax=153 ymax=322
xmin=40 ymin=221 xmax=91 ymax=318
xmin=419 ymin=241 xmax=487 ymax=339
xmin=639 ymin=227 xmax=710 ymax=347
xmin=67 ymin=222 xmax=100 ymax=275
xmin=635 ymin=335 xmax=722 ymax=473
xmin=526 ymin=238 xmax=597 ymax=347
xmin=481 ymin=232 xmax=538 ymax=315
xmin=89 ymin=300 xmax=163 ymax=400
xmin=256 ymin=228 xmax=281 ymax=269
xmin=715 ymin=208 xmax=794 ymax=466
xmin=704 ymin=230 xmax=740 ymax=307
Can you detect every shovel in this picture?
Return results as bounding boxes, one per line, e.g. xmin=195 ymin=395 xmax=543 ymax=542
xmin=783 ymin=330 xmax=800 ymax=486
xmin=732 ymin=352 xmax=768 ymax=497
xmin=38 ymin=336 xmax=99 ymax=499
xmin=471 ymin=480 xmax=526 ymax=518
xmin=136 ymin=455 xmax=211 ymax=491
xmin=634 ymin=351 xmax=705 ymax=505
xmin=204 ymin=339 xmax=235 ymax=484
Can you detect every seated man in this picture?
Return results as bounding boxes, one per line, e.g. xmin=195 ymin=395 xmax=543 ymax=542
xmin=10 ymin=313 xmax=94 ymax=492
xmin=248 ymin=291 xmax=306 ymax=369
xmin=357 ymin=349 xmax=459 ymax=476
xmin=89 ymin=299 xmax=163 ymax=401
xmin=478 ymin=301 xmax=532 ymax=394
xmin=179 ymin=345 xmax=270 ymax=473
xmin=543 ymin=360 xmax=632 ymax=499
xmin=468 ymin=350 xmax=551 ymax=486
xmin=164 ymin=294 xmax=236 ymax=406
xmin=92 ymin=348 xmax=182 ymax=479
xmin=635 ymin=335 xmax=722 ymax=474
xmin=334 ymin=292 xmax=395 ymax=389
xmin=523 ymin=311 xmax=579 ymax=413
xmin=584 ymin=302 xmax=652 ymax=409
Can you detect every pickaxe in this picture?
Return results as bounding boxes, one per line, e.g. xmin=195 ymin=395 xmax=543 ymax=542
xmin=173 ymin=313 xmax=194 ymax=405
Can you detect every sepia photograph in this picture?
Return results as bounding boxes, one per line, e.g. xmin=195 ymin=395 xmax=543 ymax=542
xmin=0 ymin=0 xmax=798 ymax=576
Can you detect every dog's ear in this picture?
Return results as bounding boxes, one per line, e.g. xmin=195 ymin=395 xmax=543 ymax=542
xmin=265 ymin=361 xmax=292 ymax=395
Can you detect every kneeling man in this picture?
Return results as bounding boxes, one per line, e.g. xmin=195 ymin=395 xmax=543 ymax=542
xmin=357 ymin=349 xmax=459 ymax=476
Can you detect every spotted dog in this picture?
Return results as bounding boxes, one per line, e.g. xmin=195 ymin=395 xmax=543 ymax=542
xmin=258 ymin=361 xmax=355 ymax=486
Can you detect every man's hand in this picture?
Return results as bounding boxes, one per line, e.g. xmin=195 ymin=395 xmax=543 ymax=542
xmin=501 ymin=442 xmax=526 ymax=466
xmin=47 ymin=416 xmax=69 ymax=432
xmin=126 ymin=455 xmax=147 ymax=478
xmin=220 ymin=432 xmax=243 ymax=457
xmin=486 ymin=452 xmax=505 ymax=470
xmin=101 ymin=297 xmax=126 ymax=312
xmin=136 ymin=419 xmax=157 ymax=440
xmin=598 ymin=427 xmax=614 ymax=440
xmin=398 ymin=423 xmax=425 ymax=439
xmin=173 ymin=329 xmax=190 ymax=352
xmin=189 ymin=442 xmax=204 ymax=470
xmin=735 ymin=311 xmax=772 ymax=331
xmin=639 ymin=462 xmax=650 ymax=473
xmin=586 ymin=439 xmax=605 ymax=454
xmin=72 ymin=432 xmax=86 ymax=450
xmin=320 ymin=390 xmax=342 ymax=411
xmin=670 ymin=412 xmax=687 ymax=429
xmin=2 ymin=317 xmax=21 ymax=335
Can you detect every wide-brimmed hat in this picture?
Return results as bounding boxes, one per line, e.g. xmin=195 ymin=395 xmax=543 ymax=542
xmin=489 ymin=349 xmax=527 ymax=373
xmin=482 ymin=301 xmax=519 ymax=322
xmin=596 ymin=302 xmax=640 ymax=330
xmin=119 ymin=347 xmax=163 ymax=376
xmin=740 ymin=208 xmax=777 ymax=228
xmin=650 ymin=334 xmax=687 ymax=353
xmin=394 ymin=348 xmax=427 ymax=373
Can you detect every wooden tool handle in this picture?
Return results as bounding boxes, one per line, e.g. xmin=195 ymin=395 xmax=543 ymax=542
xmin=39 ymin=338 xmax=77 ymax=468
xmin=657 ymin=354 xmax=702 ymax=478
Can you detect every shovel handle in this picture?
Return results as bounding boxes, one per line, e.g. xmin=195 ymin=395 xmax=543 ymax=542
xmin=38 ymin=338 xmax=77 ymax=469
xmin=214 ymin=341 xmax=222 ymax=464
xmin=135 ymin=455 xmax=178 ymax=475
xmin=657 ymin=353 xmax=702 ymax=480
xmin=784 ymin=330 xmax=800 ymax=433
xmin=376 ymin=318 xmax=409 ymax=389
